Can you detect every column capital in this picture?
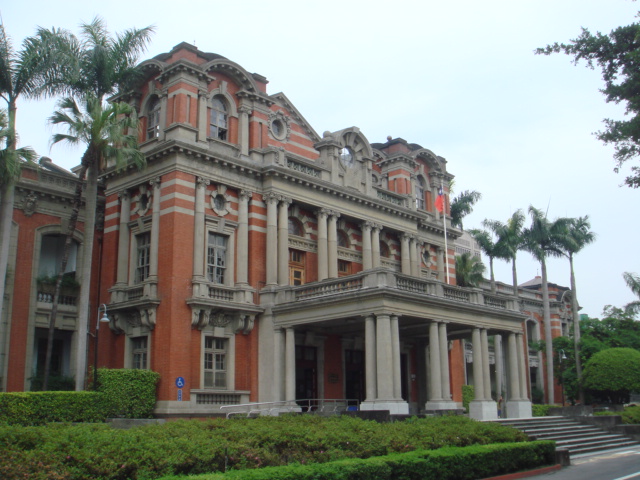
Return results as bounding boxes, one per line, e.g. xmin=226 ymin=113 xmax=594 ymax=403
xmin=118 ymin=190 xmax=131 ymax=202
xmin=198 ymin=88 xmax=210 ymax=99
xmin=239 ymin=105 xmax=253 ymax=115
xmin=239 ymin=189 xmax=253 ymax=201
xmin=196 ymin=176 xmax=210 ymax=187
xmin=149 ymin=176 xmax=162 ymax=190
xmin=278 ymin=195 xmax=292 ymax=206
xmin=321 ymin=207 xmax=340 ymax=218
xmin=371 ymin=222 xmax=383 ymax=232
xmin=263 ymin=192 xmax=280 ymax=204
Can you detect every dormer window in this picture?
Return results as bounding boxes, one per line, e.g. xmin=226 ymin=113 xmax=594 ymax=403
xmin=210 ymin=96 xmax=228 ymax=141
xmin=147 ymin=97 xmax=160 ymax=140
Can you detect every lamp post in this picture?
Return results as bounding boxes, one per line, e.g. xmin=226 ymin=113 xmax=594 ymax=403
xmin=93 ymin=304 xmax=110 ymax=390
xmin=558 ymin=349 xmax=567 ymax=406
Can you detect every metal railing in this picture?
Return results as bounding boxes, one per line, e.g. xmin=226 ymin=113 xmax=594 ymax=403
xmin=220 ymin=399 xmax=358 ymax=418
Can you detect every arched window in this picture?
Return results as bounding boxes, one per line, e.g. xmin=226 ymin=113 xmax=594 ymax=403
xmin=288 ymin=217 xmax=304 ymax=237
xmin=380 ymin=242 xmax=390 ymax=258
xmin=415 ymin=176 xmax=426 ymax=210
xmin=337 ymin=230 xmax=349 ymax=248
xmin=210 ymin=96 xmax=228 ymax=140
xmin=147 ymin=97 xmax=161 ymax=140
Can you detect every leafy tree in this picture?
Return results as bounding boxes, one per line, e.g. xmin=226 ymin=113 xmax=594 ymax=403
xmin=455 ymin=252 xmax=485 ymax=287
xmin=483 ymin=209 xmax=526 ymax=296
xmin=523 ymin=206 xmax=571 ymax=404
xmin=450 ymin=190 xmax=481 ymax=230
xmin=42 ymin=17 xmax=153 ymax=391
xmin=582 ymin=348 xmax=640 ymax=404
xmin=623 ymin=272 xmax=640 ymax=316
xmin=468 ymin=228 xmax=504 ymax=293
xmin=536 ymin=18 xmax=640 ymax=188
xmin=558 ymin=216 xmax=596 ymax=403
xmin=0 ymin=24 xmax=68 ymax=330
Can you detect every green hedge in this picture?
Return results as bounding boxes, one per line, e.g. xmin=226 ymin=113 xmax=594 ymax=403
xmin=0 ymin=391 xmax=106 ymax=425
xmin=158 ymin=441 xmax=556 ymax=480
xmin=97 ymin=368 xmax=160 ymax=419
xmin=462 ymin=385 xmax=474 ymax=413
xmin=0 ymin=368 xmax=160 ymax=425
xmin=532 ymin=404 xmax=551 ymax=417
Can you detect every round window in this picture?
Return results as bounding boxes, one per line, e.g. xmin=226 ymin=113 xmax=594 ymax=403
xmin=213 ymin=194 xmax=226 ymax=211
xmin=271 ymin=118 xmax=287 ymax=140
xmin=340 ymin=147 xmax=354 ymax=167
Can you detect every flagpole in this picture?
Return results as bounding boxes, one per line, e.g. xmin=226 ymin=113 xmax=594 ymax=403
xmin=441 ymin=181 xmax=450 ymax=284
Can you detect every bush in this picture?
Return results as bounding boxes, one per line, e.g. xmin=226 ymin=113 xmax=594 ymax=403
xmin=0 ymin=391 xmax=106 ymax=425
xmin=96 ymin=368 xmax=160 ymax=418
xmin=532 ymin=404 xmax=551 ymax=417
xmin=157 ymin=441 xmax=556 ymax=480
xmin=462 ymin=385 xmax=474 ymax=413
xmin=594 ymin=405 xmax=640 ymax=424
xmin=0 ymin=415 xmax=531 ymax=479
xmin=583 ymin=348 xmax=640 ymax=403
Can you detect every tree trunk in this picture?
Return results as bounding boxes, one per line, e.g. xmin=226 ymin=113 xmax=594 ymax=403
xmin=74 ymin=164 xmax=98 ymax=390
xmin=541 ymin=259 xmax=555 ymax=404
xmin=42 ymin=153 xmax=90 ymax=391
xmin=489 ymin=257 xmax=496 ymax=293
xmin=511 ymin=257 xmax=518 ymax=297
xmin=0 ymin=182 xmax=15 ymax=328
xmin=569 ymin=254 xmax=584 ymax=404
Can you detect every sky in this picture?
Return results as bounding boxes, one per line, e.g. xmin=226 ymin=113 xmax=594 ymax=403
xmin=2 ymin=0 xmax=639 ymax=318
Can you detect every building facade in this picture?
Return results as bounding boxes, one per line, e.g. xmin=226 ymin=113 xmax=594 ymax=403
xmin=1 ymin=43 xmax=577 ymax=419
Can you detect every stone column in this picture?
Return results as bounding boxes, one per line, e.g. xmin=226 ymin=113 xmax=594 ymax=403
xmin=273 ymin=328 xmax=284 ymax=401
xmin=327 ymin=212 xmax=339 ymax=278
xmin=410 ymin=237 xmax=419 ymax=277
xmin=391 ymin=315 xmax=401 ymax=399
xmin=364 ymin=315 xmax=377 ymax=402
xmin=116 ymin=191 xmax=131 ymax=286
xmin=197 ymin=89 xmax=209 ymax=142
xmin=193 ymin=178 xmax=209 ymax=285
xmin=400 ymin=234 xmax=411 ymax=274
xmin=437 ymin=247 xmax=445 ymax=282
xmin=277 ymin=197 xmax=291 ymax=286
xmin=429 ymin=321 xmax=443 ymax=401
xmin=285 ymin=327 xmax=296 ymax=401
xmin=517 ymin=333 xmax=528 ymax=400
xmin=495 ymin=334 xmax=504 ymax=399
xmin=472 ymin=328 xmax=485 ymax=400
xmin=508 ymin=333 xmax=521 ymax=400
xmin=317 ymin=209 xmax=328 ymax=281
xmin=265 ymin=193 xmax=279 ymax=286
xmin=375 ymin=314 xmax=393 ymax=400
xmin=371 ymin=224 xmax=382 ymax=268
xmin=439 ymin=322 xmax=451 ymax=400
xmin=236 ymin=190 xmax=251 ymax=285
xmin=361 ymin=221 xmax=373 ymax=271
xmin=148 ymin=177 xmax=161 ymax=297
xmin=481 ymin=329 xmax=492 ymax=400
xmin=238 ymin=106 xmax=251 ymax=155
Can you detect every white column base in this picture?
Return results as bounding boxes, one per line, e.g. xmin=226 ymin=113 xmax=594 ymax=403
xmin=506 ymin=400 xmax=533 ymax=419
xmin=360 ymin=400 xmax=409 ymax=415
xmin=469 ymin=400 xmax=498 ymax=421
xmin=424 ymin=400 xmax=460 ymax=411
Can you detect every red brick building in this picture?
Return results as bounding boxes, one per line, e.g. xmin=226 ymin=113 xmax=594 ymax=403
xmin=1 ymin=43 xmax=577 ymax=418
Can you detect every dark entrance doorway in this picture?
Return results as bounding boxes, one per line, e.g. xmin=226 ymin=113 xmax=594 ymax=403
xmin=344 ymin=349 xmax=365 ymax=404
xmin=295 ymin=345 xmax=317 ymax=410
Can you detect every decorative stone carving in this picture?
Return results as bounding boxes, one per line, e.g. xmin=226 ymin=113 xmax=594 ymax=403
xmin=22 ymin=193 xmax=38 ymax=217
xmin=210 ymin=183 xmax=230 ymax=216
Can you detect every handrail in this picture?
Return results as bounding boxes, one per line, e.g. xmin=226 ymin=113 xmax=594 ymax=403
xmin=219 ymin=399 xmax=359 ymax=418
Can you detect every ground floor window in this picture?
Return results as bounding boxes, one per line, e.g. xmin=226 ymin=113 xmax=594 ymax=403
xmin=204 ymin=337 xmax=228 ymax=388
xmin=131 ymin=336 xmax=148 ymax=369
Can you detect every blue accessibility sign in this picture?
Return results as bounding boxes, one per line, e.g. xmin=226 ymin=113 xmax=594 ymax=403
xmin=175 ymin=376 xmax=185 ymax=388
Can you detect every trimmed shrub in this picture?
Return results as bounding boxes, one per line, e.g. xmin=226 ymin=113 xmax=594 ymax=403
xmin=0 ymin=415 xmax=531 ymax=479
xmin=532 ymin=404 xmax=551 ymax=417
xmin=156 ymin=441 xmax=556 ymax=480
xmin=583 ymin=348 xmax=640 ymax=403
xmin=97 ymin=368 xmax=160 ymax=418
xmin=0 ymin=391 xmax=106 ymax=425
xmin=462 ymin=385 xmax=474 ymax=413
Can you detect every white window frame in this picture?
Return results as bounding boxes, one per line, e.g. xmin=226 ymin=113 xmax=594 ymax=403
xmin=203 ymin=218 xmax=236 ymax=287
xmin=201 ymin=327 xmax=235 ymax=390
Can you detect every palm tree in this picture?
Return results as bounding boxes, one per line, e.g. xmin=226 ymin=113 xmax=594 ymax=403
xmin=450 ymin=190 xmax=481 ymax=230
xmin=623 ymin=272 xmax=640 ymax=316
xmin=523 ymin=206 xmax=571 ymax=404
xmin=0 ymin=24 xmax=70 ymax=330
xmin=468 ymin=228 xmax=503 ymax=293
xmin=484 ymin=210 xmax=526 ymax=296
xmin=455 ymin=252 xmax=486 ymax=287
xmin=42 ymin=18 xmax=153 ymax=391
xmin=559 ymin=216 xmax=595 ymax=403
